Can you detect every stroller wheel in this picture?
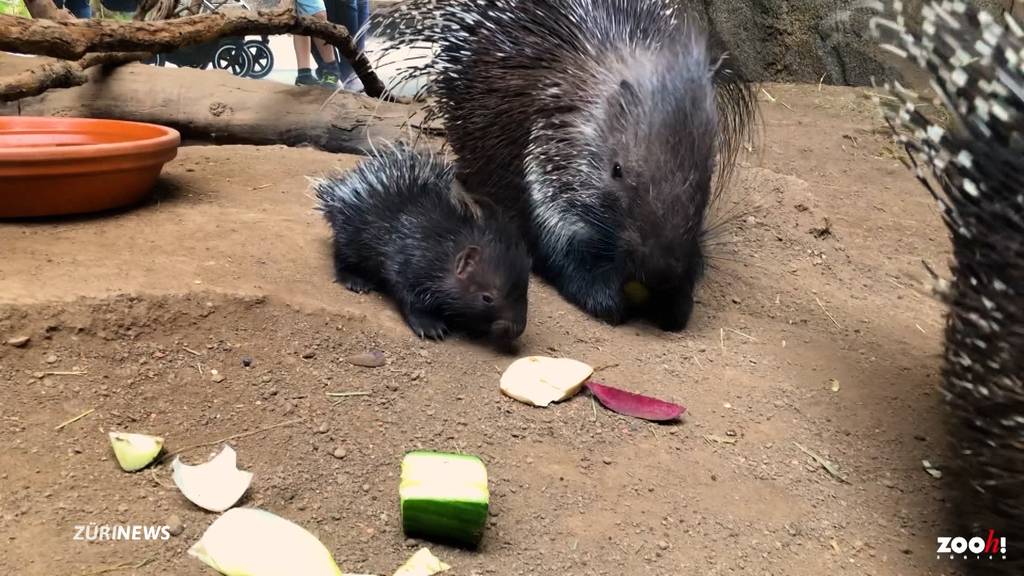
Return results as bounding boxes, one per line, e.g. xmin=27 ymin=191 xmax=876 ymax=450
xmin=212 ymin=43 xmax=253 ymax=78
xmin=243 ymin=40 xmax=275 ymax=80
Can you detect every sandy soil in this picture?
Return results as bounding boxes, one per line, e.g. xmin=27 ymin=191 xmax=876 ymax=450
xmin=0 ymin=84 xmax=965 ymax=576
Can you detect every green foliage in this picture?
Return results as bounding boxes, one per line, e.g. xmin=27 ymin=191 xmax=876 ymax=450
xmin=0 ymin=0 xmax=135 ymax=19
xmin=0 ymin=0 xmax=31 ymax=17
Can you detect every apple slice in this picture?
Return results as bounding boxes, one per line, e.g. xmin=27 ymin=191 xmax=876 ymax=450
xmin=499 ymin=356 xmax=593 ymax=407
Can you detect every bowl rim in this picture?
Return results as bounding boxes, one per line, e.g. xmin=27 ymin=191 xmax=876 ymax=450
xmin=0 ymin=116 xmax=181 ymax=163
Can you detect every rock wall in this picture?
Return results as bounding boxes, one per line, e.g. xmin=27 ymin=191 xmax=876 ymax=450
xmin=704 ymin=0 xmax=1016 ymax=86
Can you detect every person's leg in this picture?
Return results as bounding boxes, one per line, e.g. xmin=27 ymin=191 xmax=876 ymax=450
xmin=343 ymin=0 xmax=370 ymax=90
xmin=313 ymin=0 xmax=343 ymax=78
xmin=293 ymin=35 xmax=319 ymax=85
xmin=334 ymin=0 xmax=358 ymax=82
xmin=71 ymin=0 xmax=91 ymax=19
xmin=295 ymin=0 xmax=338 ymax=86
xmin=310 ymin=11 xmax=341 ymax=86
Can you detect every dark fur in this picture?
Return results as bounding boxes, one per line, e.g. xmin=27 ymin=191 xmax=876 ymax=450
xmin=313 ymin=144 xmax=531 ymax=343
xmin=367 ymin=0 xmax=758 ymax=331
xmin=869 ymin=2 xmax=1024 ymax=573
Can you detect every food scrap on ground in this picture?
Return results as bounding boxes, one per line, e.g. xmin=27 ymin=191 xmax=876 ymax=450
xmin=585 ymin=380 xmax=685 ymax=422
xmin=400 ymin=451 xmax=489 ymax=548
xmin=188 ymin=507 xmax=343 ymax=576
xmin=392 ymin=548 xmax=451 ymax=576
xmin=108 ymin=432 xmax=165 ymax=472
xmin=172 ymin=445 xmax=254 ymax=513
xmin=499 ymin=355 xmax=593 ymax=407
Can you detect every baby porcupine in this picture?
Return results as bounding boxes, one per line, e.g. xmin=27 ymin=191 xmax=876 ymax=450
xmin=365 ymin=0 xmax=758 ymax=331
xmin=313 ymin=144 xmax=531 ymax=343
xmin=868 ymin=1 xmax=1024 ymax=571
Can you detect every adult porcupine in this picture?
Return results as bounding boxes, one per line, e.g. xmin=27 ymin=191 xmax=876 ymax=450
xmin=313 ymin=143 xmax=531 ymax=343
xmin=868 ymin=1 xmax=1024 ymax=572
xmin=366 ymin=0 xmax=758 ymax=331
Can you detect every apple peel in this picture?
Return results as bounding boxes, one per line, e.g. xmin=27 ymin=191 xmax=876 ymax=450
xmin=585 ymin=380 xmax=685 ymax=422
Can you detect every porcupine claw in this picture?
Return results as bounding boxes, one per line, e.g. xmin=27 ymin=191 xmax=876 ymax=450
xmin=406 ymin=312 xmax=450 ymax=341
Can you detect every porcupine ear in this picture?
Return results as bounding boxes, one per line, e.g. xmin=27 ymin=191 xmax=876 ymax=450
xmin=455 ymin=246 xmax=482 ymax=279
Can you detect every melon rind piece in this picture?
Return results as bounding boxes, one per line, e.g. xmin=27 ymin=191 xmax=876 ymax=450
xmin=188 ymin=507 xmax=343 ymax=576
xmin=399 ymin=451 xmax=488 ymax=548
xmin=108 ymin=431 xmax=164 ymax=472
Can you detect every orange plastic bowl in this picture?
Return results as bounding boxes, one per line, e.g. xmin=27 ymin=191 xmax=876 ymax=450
xmin=0 ymin=116 xmax=180 ymax=218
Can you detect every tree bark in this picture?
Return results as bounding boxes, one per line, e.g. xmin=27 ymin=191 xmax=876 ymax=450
xmin=0 ymin=52 xmax=150 ymax=101
xmin=0 ymin=4 xmax=387 ymax=98
xmin=23 ymin=0 xmax=73 ymax=20
xmin=0 ymin=54 xmax=427 ymax=156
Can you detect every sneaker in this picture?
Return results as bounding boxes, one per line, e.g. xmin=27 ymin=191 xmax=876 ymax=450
xmin=344 ymin=76 xmax=365 ymax=93
xmin=295 ymin=71 xmax=319 ymax=86
xmin=319 ymin=70 xmax=340 ymax=88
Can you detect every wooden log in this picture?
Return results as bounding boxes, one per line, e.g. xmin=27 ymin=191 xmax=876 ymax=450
xmin=23 ymin=0 xmax=73 ymax=20
xmin=0 ymin=52 xmax=150 ymax=101
xmin=0 ymin=54 xmax=423 ymax=155
xmin=0 ymin=4 xmax=387 ymax=98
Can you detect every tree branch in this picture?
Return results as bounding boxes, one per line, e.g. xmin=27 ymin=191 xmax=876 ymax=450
xmin=0 ymin=52 xmax=151 ymax=102
xmin=0 ymin=5 xmax=387 ymax=98
xmin=0 ymin=53 xmax=426 ymax=155
xmin=23 ymin=0 xmax=73 ymax=20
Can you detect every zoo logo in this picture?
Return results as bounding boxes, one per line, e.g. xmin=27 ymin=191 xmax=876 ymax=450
xmin=936 ymin=530 xmax=1006 ymax=560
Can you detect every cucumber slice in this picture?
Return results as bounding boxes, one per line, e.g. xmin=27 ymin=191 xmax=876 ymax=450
xmin=399 ymin=451 xmax=489 ymax=548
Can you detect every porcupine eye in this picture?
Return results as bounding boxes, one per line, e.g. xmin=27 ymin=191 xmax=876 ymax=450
xmin=612 ymin=163 xmax=624 ymax=179
xmin=481 ymin=293 xmax=495 ymax=305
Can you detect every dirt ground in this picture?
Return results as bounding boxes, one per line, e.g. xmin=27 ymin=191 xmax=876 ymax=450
xmin=0 ymin=84 xmax=965 ymax=576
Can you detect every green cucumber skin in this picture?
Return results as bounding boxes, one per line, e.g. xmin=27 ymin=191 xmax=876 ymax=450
xmin=400 ymin=450 xmax=489 ymax=547
xmin=401 ymin=499 xmax=487 ymax=547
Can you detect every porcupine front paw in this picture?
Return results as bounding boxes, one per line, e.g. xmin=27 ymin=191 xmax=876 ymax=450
xmin=336 ymin=271 xmax=374 ymax=294
xmin=405 ymin=312 xmax=450 ymax=341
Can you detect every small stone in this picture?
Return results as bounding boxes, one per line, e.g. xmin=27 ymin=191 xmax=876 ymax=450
xmin=346 ymin=351 xmax=385 ymax=368
xmin=301 ymin=351 xmax=316 ymax=359
xmin=731 ymin=297 xmax=742 ymax=305
xmin=5 ymin=336 xmax=30 ymax=348
xmin=602 ymin=457 xmax=612 ymax=465
xmin=317 ymin=424 xmax=329 ymax=434
xmin=361 ymin=483 xmax=371 ymax=493
xmin=657 ymin=541 xmax=669 ymax=551
xmin=45 ymin=354 xmax=58 ymax=364
xmin=211 ymin=371 xmax=225 ymax=383
xmin=241 ymin=356 xmax=253 ymax=367
xmin=332 ymin=448 xmax=348 ymax=460
xmin=166 ymin=514 xmax=184 ymax=536
xmin=261 ymin=375 xmax=272 ymax=383
xmin=32 ymin=372 xmax=45 ymax=379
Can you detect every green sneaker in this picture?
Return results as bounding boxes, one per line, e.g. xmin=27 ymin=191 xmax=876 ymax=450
xmin=319 ymin=70 xmax=340 ymax=88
